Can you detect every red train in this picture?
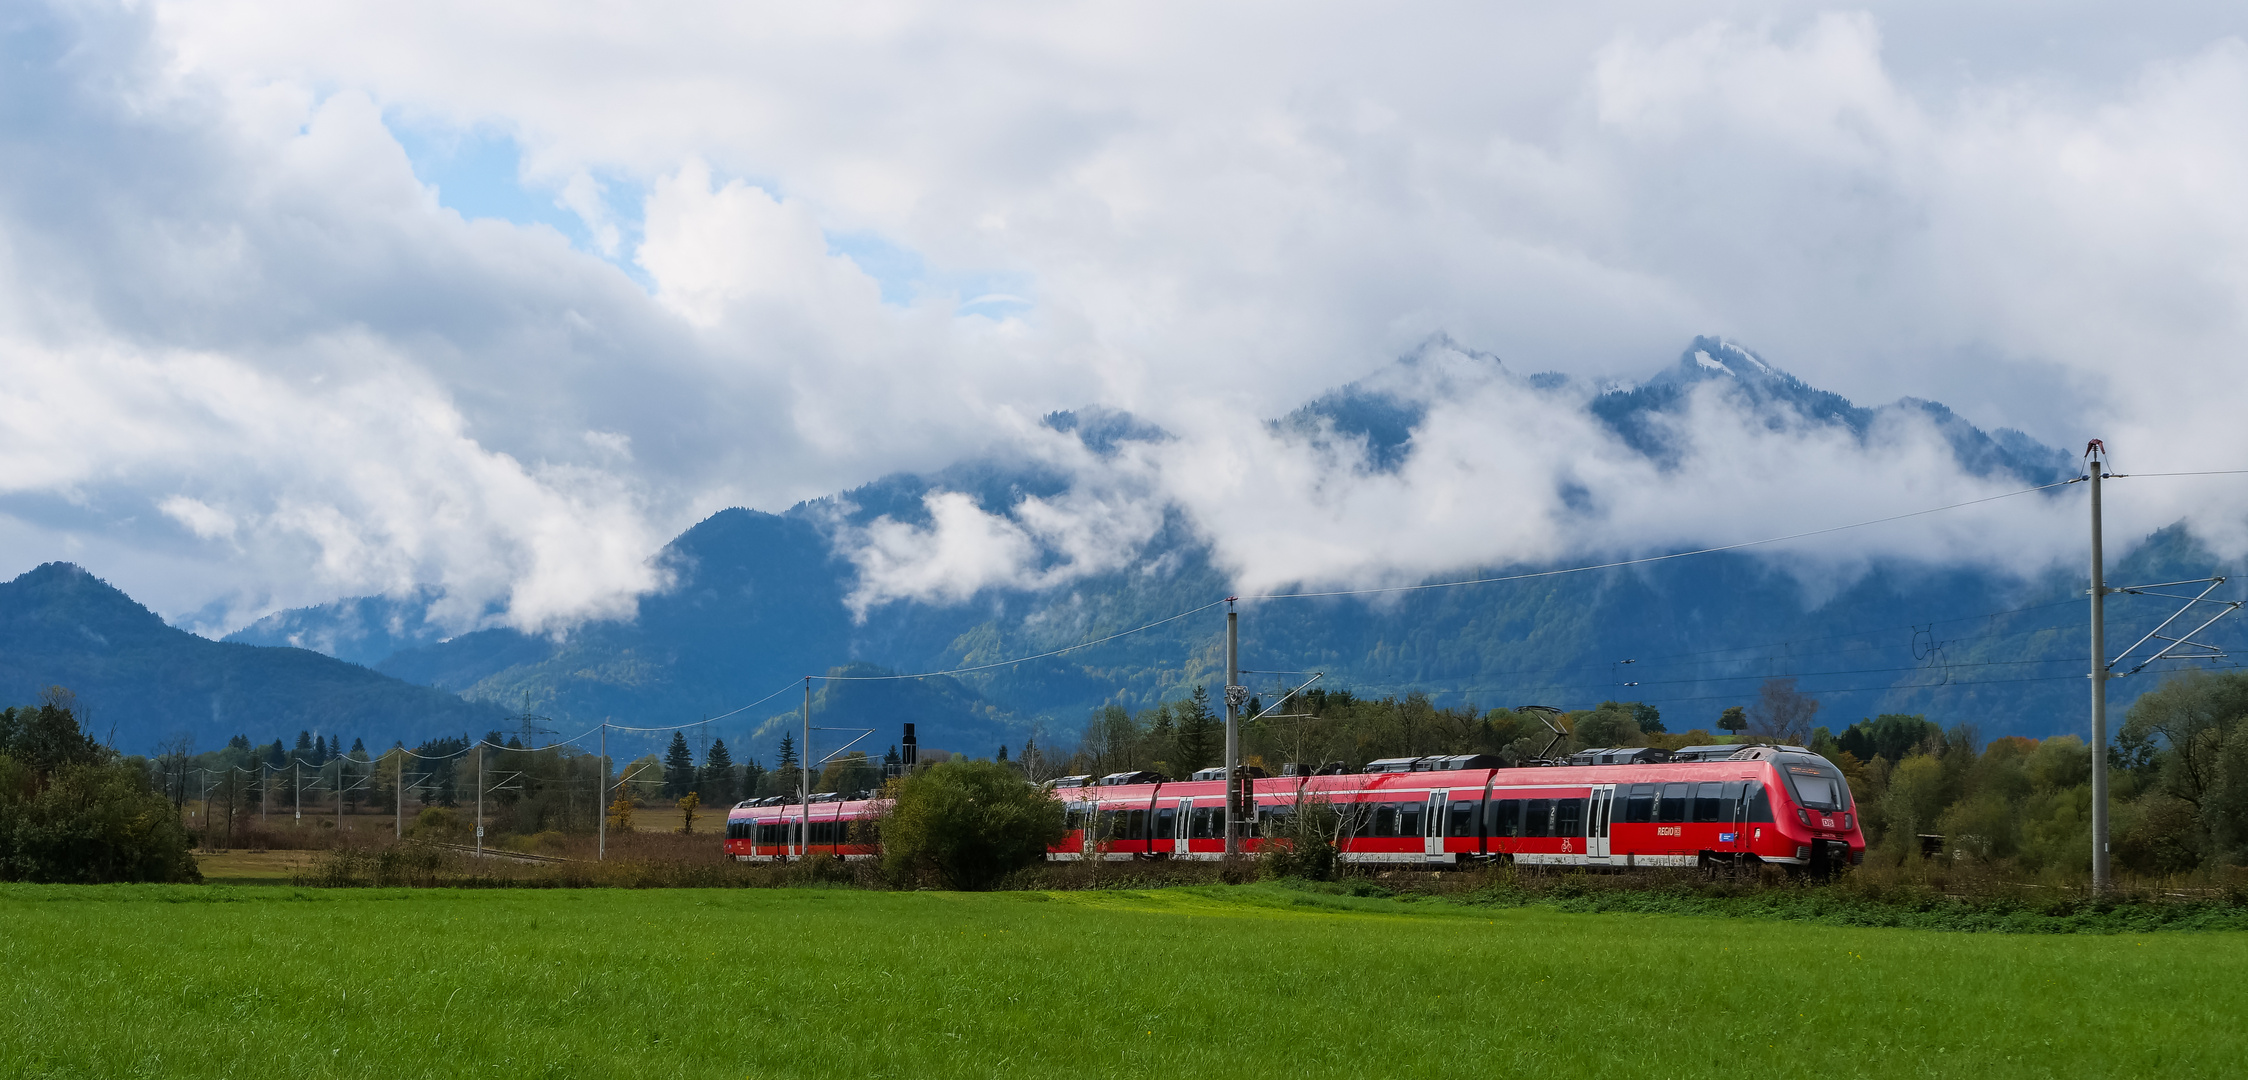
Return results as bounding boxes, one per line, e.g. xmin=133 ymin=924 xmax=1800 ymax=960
xmin=722 ymin=744 xmax=1863 ymax=874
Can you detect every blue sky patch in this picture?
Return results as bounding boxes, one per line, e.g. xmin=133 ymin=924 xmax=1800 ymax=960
xmin=385 ymin=117 xmax=643 ymax=271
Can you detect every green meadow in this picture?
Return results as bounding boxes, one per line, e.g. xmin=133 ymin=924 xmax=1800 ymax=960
xmin=1 ymin=883 xmax=2239 ymax=1079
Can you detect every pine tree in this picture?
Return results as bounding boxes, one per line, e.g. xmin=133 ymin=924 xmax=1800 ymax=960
xmin=996 ymin=744 xmax=1008 ymax=763
xmin=294 ymin=730 xmax=314 ymax=762
xmin=775 ymin=733 xmax=798 ymax=778
xmin=1145 ymin=704 xmax=1176 ymax=774
xmin=1174 ymin=685 xmax=1219 ymax=774
xmin=704 ymin=739 xmax=737 ymax=806
xmin=662 ymin=732 xmax=696 ymax=798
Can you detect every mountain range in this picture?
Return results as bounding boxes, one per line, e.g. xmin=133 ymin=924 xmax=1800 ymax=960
xmin=6 ymin=336 xmax=2233 ymax=761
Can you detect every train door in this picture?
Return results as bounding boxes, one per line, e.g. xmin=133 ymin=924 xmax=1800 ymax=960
xmin=1726 ymin=780 xmax=1753 ymax=853
xmin=1424 ymin=791 xmax=1447 ymax=859
xmin=1172 ymin=797 xmax=1192 ymax=857
xmin=1587 ymin=785 xmax=1616 ymax=860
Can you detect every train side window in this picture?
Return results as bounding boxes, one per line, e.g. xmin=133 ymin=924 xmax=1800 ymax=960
xmin=1155 ymin=807 xmax=1176 ymax=838
xmin=1448 ymin=799 xmax=1480 ymax=837
xmin=1522 ymin=798 xmax=1552 ymax=838
xmin=1745 ymin=783 xmax=1774 ymax=822
xmin=1398 ymin=802 xmax=1423 ymax=838
xmin=1333 ymin=802 xmax=1368 ymax=838
xmin=1127 ymin=809 xmax=1148 ymax=841
xmin=1693 ymin=782 xmax=1724 ymax=823
xmin=1720 ymin=781 xmax=1744 ymax=813
xmin=1657 ymin=783 xmax=1690 ymax=823
xmin=1369 ymin=804 xmax=1396 ymax=838
xmin=1490 ymin=799 xmax=1520 ymax=838
xmin=1554 ymin=797 xmax=1585 ymax=837
xmin=1624 ymin=785 xmax=1654 ymax=823
xmin=1260 ymin=804 xmax=1292 ymax=836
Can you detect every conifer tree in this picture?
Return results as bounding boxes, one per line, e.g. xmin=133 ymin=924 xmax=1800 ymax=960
xmin=662 ymin=732 xmax=696 ymax=798
xmin=704 ymin=738 xmax=737 ymax=805
xmin=1173 ymin=685 xmax=1219 ymax=774
xmin=774 ymin=733 xmax=799 ymax=779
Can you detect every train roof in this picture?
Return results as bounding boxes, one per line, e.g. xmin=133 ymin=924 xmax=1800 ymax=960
xmin=1052 ymin=754 xmax=1823 ymax=801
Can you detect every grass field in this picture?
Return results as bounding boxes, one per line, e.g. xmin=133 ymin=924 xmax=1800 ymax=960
xmin=1 ymin=883 xmax=2240 ymax=1079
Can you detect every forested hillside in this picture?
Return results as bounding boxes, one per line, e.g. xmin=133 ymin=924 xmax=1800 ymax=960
xmin=0 ymin=564 xmax=505 ymax=753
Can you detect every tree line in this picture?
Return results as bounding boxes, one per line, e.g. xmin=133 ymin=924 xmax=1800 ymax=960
xmin=0 ymin=687 xmax=197 ymax=882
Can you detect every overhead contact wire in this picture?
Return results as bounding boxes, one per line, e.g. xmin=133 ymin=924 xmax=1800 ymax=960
xmin=811 ymin=598 xmax=1230 ymax=681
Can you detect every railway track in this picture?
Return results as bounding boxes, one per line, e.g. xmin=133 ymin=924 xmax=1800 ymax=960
xmin=423 ymin=841 xmax=572 ymax=865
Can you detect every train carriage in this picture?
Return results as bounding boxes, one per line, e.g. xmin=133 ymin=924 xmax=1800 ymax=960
xmin=722 ymin=743 xmax=1863 ymax=873
xmin=722 ymin=793 xmax=881 ymax=861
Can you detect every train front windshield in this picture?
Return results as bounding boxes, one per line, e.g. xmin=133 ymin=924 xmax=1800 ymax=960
xmin=1779 ymin=758 xmax=1852 ymax=811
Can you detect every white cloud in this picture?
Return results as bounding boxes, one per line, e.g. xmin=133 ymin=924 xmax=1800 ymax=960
xmin=158 ymin=496 xmax=237 ymax=541
xmin=3 ymin=2 xmax=2248 ymax=632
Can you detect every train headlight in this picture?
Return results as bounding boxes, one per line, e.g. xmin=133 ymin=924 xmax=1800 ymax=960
xmin=1795 ymin=808 xmax=1809 ymax=826
xmin=1844 ymin=813 xmax=1854 ymax=831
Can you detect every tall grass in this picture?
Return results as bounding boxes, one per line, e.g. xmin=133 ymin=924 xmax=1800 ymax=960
xmin=2 ymin=884 xmax=2244 ymax=1078
xmin=285 ymin=838 xmax=2248 ymax=935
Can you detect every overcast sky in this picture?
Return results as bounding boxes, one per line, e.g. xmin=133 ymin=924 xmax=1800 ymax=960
xmin=3 ymin=1 xmax=2246 ymax=634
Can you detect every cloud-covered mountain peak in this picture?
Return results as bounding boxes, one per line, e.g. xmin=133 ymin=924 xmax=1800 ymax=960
xmin=1276 ymin=335 xmax=1512 ymax=474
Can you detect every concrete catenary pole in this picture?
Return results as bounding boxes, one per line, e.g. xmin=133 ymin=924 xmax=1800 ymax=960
xmin=395 ymin=747 xmax=404 ymax=841
xmin=1224 ymin=599 xmax=1241 ymax=857
xmin=801 ymin=677 xmax=813 ymax=860
xmin=598 ymin=721 xmax=608 ymax=862
xmin=2088 ymin=442 xmax=2112 ymax=891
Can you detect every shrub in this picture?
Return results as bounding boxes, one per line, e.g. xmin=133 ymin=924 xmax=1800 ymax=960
xmin=879 ymin=760 xmax=1066 ymax=890
xmin=1259 ymin=798 xmax=1341 ymax=881
xmin=0 ymin=757 xmax=200 ymax=883
xmin=409 ymin=806 xmax=467 ymax=842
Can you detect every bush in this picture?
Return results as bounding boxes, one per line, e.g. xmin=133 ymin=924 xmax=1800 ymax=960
xmin=878 ymin=760 xmax=1067 ymax=890
xmin=409 ymin=806 xmax=467 ymax=842
xmin=0 ymin=757 xmax=200 ymax=883
xmin=1259 ymin=798 xmax=1341 ymax=881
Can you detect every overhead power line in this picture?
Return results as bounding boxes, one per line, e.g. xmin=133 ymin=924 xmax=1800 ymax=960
xmin=810 ymin=598 xmax=1229 ymax=682
xmin=604 ymin=680 xmax=803 ymax=732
